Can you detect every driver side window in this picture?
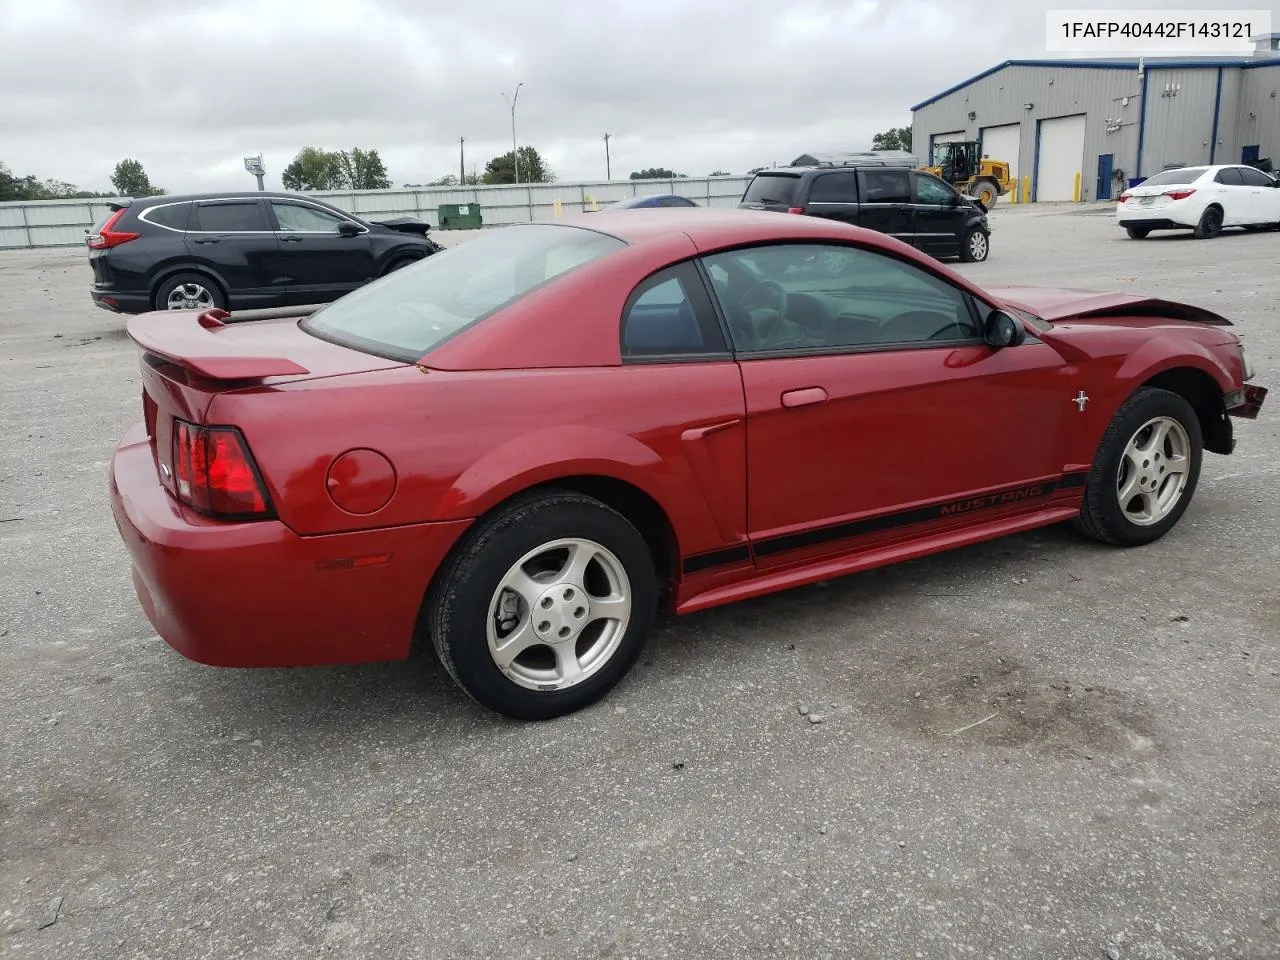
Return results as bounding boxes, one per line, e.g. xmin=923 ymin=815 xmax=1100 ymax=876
xmin=700 ymin=243 xmax=980 ymax=354
xmin=914 ymin=173 xmax=958 ymax=205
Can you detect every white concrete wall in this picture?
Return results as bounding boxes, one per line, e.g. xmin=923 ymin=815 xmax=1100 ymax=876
xmin=0 ymin=176 xmax=752 ymax=249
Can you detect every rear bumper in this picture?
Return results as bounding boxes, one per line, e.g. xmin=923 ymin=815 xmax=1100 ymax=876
xmin=1116 ymin=205 xmax=1196 ymax=229
xmin=91 ymin=286 xmax=151 ymax=314
xmin=108 ymin=422 xmax=473 ymax=668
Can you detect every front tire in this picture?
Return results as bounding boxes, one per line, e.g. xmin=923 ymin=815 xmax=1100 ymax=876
xmin=959 ymin=228 xmax=990 ymax=262
xmin=383 ymin=255 xmax=418 ymax=275
xmin=1073 ymin=387 xmax=1203 ymax=547
xmin=425 ymin=491 xmax=658 ymax=720
xmin=970 ymin=179 xmax=999 ymax=208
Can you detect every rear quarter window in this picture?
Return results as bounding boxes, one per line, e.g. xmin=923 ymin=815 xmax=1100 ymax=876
xmin=140 ymin=202 xmax=192 ymax=231
xmin=742 ymin=174 xmax=800 ymax=206
xmin=301 ymin=224 xmax=627 ymax=362
xmin=807 ymin=171 xmax=858 ymax=203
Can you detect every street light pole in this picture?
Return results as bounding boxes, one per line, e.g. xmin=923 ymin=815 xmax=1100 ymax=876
xmin=502 ymin=82 xmax=523 ymax=184
xmin=604 ymin=132 xmax=611 ymax=180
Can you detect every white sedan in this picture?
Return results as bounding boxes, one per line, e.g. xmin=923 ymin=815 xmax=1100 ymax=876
xmin=1116 ymin=163 xmax=1280 ymax=239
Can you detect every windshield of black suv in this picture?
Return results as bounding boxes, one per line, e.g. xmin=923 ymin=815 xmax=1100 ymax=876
xmin=742 ymin=173 xmax=801 ymax=206
xmin=300 ymin=224 xmax=626 ymax=362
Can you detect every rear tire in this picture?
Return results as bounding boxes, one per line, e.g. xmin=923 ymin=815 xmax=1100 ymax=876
xmin=1125 ymin=226 xmax=1151 ymax=239
xmin=1073 ymin=387 xmax=1203 ymax=547
xmin=1193 ymin=205 xmax=1223 ymax=239
xmin=154 ymin=272 xmax=226 ymax=312
xmin=425 ymin=490 xmax=658 ymax=721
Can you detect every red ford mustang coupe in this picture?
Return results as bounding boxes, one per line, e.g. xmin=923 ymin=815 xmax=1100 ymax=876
xmin=108 ymin=209 xmax=1266 ymax=720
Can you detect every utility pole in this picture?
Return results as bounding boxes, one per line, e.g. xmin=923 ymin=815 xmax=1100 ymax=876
xmin=459 ymin=137 xmax=465 ymax=185
xmin=604 ymin=132 xmax=611 ymax=180
xmin=502 ymin=82 xmax=524 ymax=184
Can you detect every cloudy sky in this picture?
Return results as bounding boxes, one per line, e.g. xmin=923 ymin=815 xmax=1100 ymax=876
xmin=1 ymin=0 xmax=1275 ymax=192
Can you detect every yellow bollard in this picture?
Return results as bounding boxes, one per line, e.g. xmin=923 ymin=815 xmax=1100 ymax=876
xmin=1022 ymin=175 xmax=1031 ymax=203
xmin=1073 ymin=172 xmax=1081 ymax=202
xmin=1009 ymin=181 xmax=1017 ymax=204
xmin=553 ymin=199 xmax=562 ymax=217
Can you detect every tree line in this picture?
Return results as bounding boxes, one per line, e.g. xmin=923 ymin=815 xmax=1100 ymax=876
xmin=2 ymin=145 xmax=765 ymax=204
xmin=1 ymin=157 xmax=165 ymax=201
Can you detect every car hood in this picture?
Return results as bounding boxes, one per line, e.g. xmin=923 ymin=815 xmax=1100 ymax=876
xmin=986 ymin=285 xmax=1233 ymax=327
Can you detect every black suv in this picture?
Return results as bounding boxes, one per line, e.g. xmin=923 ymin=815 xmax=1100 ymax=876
xmin=739 ymin=164 xmax=991 ymax=262
xmin=87 ymin=191 xmax=444 ymax=314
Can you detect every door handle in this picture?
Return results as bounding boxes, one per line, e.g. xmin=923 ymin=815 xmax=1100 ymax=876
xmin=781 ymin=386 xmax=829 ymax=408
xmin=279 ymin=235 xmax=302 ymax=242
xmin=192 ymin=237 xmax=219 ymax=244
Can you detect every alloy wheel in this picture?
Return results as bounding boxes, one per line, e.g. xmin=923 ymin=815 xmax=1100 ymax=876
xmin=486 ymin=538 xmax=633 ymax=692
xmin=1116 ymin=416 xmax=1191 ymax=526
xmin=166 ymin=283 xmax=215 ymax=311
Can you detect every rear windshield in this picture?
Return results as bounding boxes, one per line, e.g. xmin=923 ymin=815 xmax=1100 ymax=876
xmin=742 ymin=173 xmax=800 ymax=206
xmin=1139 ymin=167 xmax=1206 ymax=186
xmin=301 ymin=224 xmax=627 ymax=362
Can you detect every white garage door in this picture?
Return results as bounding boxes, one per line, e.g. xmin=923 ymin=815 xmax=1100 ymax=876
xmin=930 ymin=130 xmax=966 ymax=163
xmin=980 ymin=123 xmax=1021 ymax=183
xmin=1035 ymin=114 xmax=1086 ymax=201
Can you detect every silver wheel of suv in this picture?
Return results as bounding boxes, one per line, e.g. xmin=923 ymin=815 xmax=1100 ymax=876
xmin=165 ymin=282 xmax=216 ymax=311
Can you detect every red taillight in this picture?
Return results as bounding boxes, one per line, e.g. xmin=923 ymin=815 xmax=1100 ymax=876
xmin=787 ymin=206 xmax=805 ymax=215
xmin=86 ymin=208 xmax=140 ymax=250
xmin=171 ymin=418 xmax=273 ymax=519
xmin=1164 ymin=188 xmax=1196 ymax=200
xmin=1118 ymin=192 xmax=1131 ymax=202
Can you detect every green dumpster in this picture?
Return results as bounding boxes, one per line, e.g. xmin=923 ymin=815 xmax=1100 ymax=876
xmin=437 ymin=203 xmax=483 ymax=230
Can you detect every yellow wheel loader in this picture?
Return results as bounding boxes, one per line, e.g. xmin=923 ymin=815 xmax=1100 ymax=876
xmin=924 ymin=141 xmax=1013 ymax=207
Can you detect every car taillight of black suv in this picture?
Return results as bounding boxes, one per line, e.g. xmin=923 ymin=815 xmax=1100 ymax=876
xmin=87 ymin=191 xmax=444 ymax=315
xmin=739 ymin=164 xmax=992 ymax=263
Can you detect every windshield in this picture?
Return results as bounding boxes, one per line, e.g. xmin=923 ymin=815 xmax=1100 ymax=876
xmin=742 ymin=173 xmax=800 ymax=206
xmin=1139 ymin=167 xmax=1207 ymax=186
xmin=933 ymin=142 xmax=961 ymax=163
xmin=301 ymin=224 xmax=627 ymax=361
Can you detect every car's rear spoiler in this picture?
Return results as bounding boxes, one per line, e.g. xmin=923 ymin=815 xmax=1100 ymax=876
xmin=126 ymin=306 xmax=325 ymax=380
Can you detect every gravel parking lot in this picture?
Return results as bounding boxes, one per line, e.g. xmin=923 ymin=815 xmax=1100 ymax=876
xmin=2 ymin=205 xmax=1278 ymax=960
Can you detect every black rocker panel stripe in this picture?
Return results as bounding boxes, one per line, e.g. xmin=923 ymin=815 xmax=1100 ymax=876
xmin=680 ymin=470 xmax=1089 ymax=574
xmin=682 ymin=544 xmax=752 ymax=574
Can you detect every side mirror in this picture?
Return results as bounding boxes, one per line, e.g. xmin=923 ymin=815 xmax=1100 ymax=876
xmin=336 ymin=221 xmax=361 ymax=237
xmin=983 ymin=309 xmax=1026 ymax=348
xmin=948 ymin=194 xmax=962 ymax=207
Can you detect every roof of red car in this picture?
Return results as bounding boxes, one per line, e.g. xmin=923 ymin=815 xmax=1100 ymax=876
xmin=551 ymin=208 xmax=896 ymax=253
